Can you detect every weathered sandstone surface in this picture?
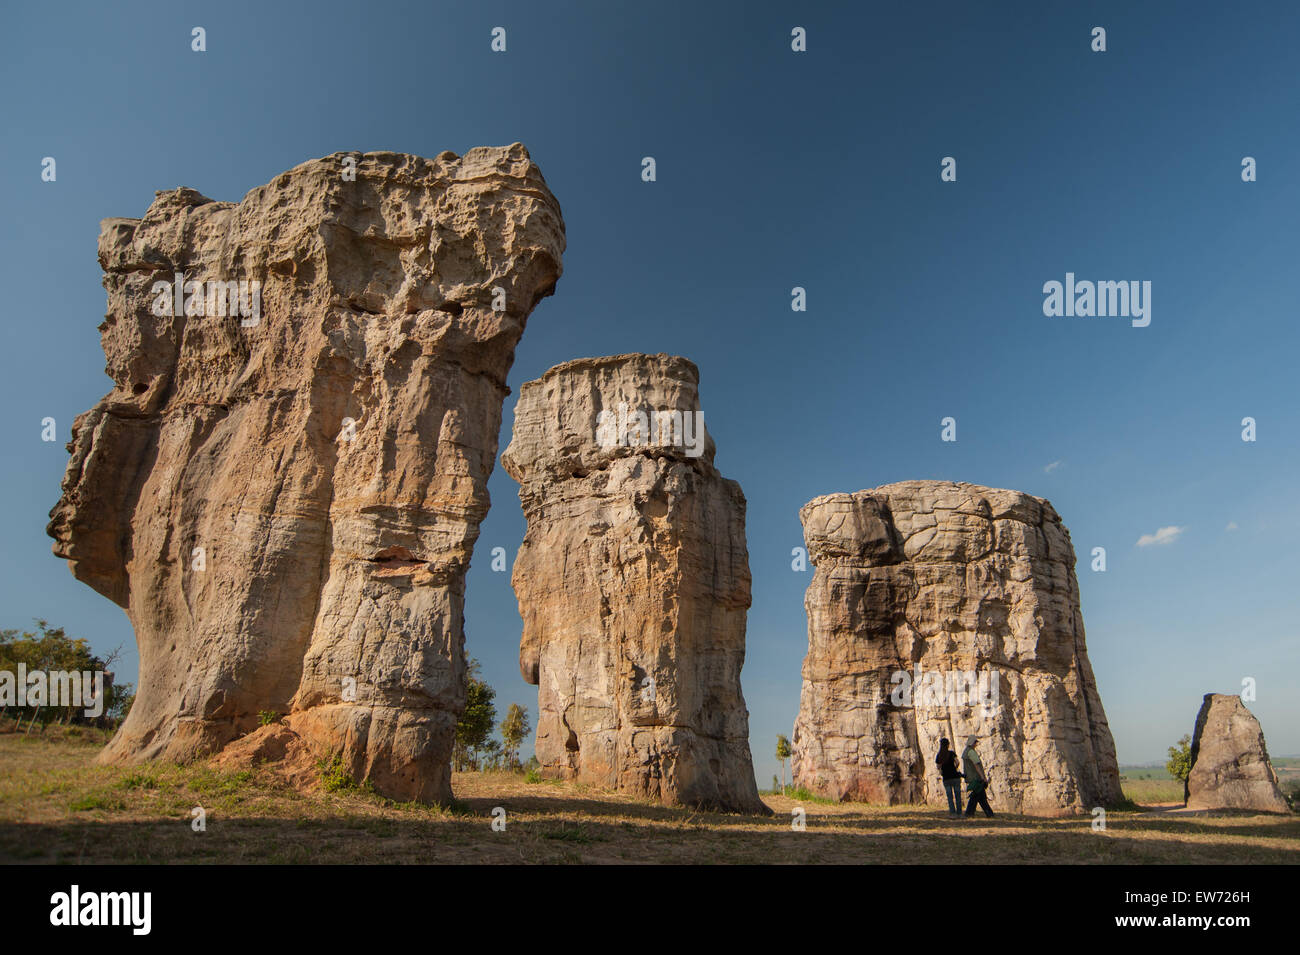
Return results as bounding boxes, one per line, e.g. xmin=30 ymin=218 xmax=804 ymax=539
xmin=502 ymin=354 xmax=767 ymax=813
xmin=1185 ymin=694 xmax=1290 ymax=813
xmin=48 ymin=147 xmax=565 ymax=802
xmin=792 ymin=481 xmax=1122 ymax=815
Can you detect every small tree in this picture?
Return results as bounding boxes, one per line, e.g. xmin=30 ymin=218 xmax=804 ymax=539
xmin=453 ymin=659 xmax=497 ymax=771
xmin=1167 ymin=734 xmax=1192 ymax=782
xmin=480 ymin=738 xmax=504 ymax=771
xmin=775 ymin=734 xmax=792 ymax=793
xmin=105 ymin=682 xmax=135 ymax=727
xmin=500 ymin=703 xmax=531 ymax=771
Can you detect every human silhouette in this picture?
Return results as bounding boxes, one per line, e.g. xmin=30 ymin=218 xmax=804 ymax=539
xmin=962 ymin=735 xmax=995 ymax=818
xmin=935 ymin=737 xmax=963 ymax=815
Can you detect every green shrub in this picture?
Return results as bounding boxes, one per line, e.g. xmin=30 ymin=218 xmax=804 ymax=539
xmin=316 ymin=755 xmax=373 ymax=794
xmin=318 ymin=755 xmax=353 ymax=792
xmin=1167 ymin=735 xmax=1192 ymax=782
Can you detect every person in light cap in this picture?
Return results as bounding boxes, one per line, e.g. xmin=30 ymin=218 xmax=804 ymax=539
xmin=962 ymin=735 xmax=995 ymax=817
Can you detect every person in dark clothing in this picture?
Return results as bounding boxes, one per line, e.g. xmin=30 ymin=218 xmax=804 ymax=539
xmin=935 ymin=737 xmax=963 ymax=815
xmin=962 ymin=735 xmax=995 ymax=818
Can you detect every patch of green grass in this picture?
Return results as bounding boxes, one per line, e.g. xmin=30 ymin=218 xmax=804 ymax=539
xmin=38 ymin=778 xmax=76 ymax=796
xmin=1120 ymin=777 xmax=1185 ymax=805
xmin=784 ymin=786 xmax=841 ymax=806
xmin=257 ymin=711 xmax=281 ymax=727
xmin=119 ymin=770 xmax=161 ymax=791
xmin=1120 ymin=765 xmax=1175 ymax=780
xmin=69 ymin=791 xmax=125 ymax=812
xmin=764 ymin=786 xmax=802 ymax=797
xmin=541 ymin=822 xmax=597 ymax=844
xmin=187 ymin=766 xmax=253 ymax=798
xmin=524 ymin=767 xmax=543 ymax=784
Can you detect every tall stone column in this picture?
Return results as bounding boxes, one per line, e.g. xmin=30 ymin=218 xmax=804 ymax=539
xmin=502 ymin=353 xmax=768 ymax=814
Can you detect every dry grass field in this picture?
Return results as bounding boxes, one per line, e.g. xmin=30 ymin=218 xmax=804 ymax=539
xmin=2 ymin=729 xmax=1296 ymax=865
xmin=1114 ymin=776 xmax=1185 ymax=806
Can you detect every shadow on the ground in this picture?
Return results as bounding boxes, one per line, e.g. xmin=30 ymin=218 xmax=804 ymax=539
xmin=3 ymin=795 xmax=1295 ymax=865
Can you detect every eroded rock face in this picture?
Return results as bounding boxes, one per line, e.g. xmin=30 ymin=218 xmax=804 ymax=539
xmin=501 ymin=354 xmax=767 ymax=813
xmin=48 ymin=147 xmax=565 ymax=803
xmin=1185 ymin=694 xmax=1290 ymax=813
xmin=792 ymin=481 xmax=1122 ymax=816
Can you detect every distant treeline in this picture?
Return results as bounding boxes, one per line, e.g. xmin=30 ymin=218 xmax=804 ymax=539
xmin=0 ymin=621 xmax=134 ymax=733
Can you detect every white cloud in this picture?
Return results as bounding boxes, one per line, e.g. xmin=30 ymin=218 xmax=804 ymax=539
xmin=1225 ymin=522 xmax=1238 ymax=532
xmin=1044 ymin=460 xmax=1063 ymax=473
xmin=1136 ymin=525 xmax=1185 ymax=548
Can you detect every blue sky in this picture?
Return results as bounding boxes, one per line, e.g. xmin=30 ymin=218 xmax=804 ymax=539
xmin=2 ymin=1 xmax=1297 ymax=787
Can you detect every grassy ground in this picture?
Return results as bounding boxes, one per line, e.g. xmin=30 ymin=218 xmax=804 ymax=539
xmin=1116 ymin=776 xmax=1185 ymax=805
xmin=2 ymin=730 xmax=1296 ymax=864
xmin=1272 ymin=757 xmax=1300 ymax=795
xmin=1117 ymin=761 xmax=1300 ymax=806
xmin=1119 ymin=763 xmax=1178 ymax=779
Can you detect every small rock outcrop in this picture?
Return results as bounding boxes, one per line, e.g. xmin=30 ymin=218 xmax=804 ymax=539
xmin=502 ymin=354 xmax=768 ymax=813
xmin=48 ymin=147 xmax=565 ymax=803
xmin=1185 ymin=694 xmax=1290 ymax=813
xmin=792 ymin=481 xmax=1122 ymax=815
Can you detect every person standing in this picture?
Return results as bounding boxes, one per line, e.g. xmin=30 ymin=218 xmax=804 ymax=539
xmin=935 ymin=738 xmax=963 ymax=815
xmin=962 ymin=735 xmax=995 ymax=818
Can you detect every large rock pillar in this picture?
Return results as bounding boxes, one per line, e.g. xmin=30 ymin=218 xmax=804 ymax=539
xmin=502 ymin=353 xmax=767 ymax=813
xmin=792 ymin=481 xmax=1122 ymax=815
xmin=48 ymin=147 xmax=565 ymax=803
